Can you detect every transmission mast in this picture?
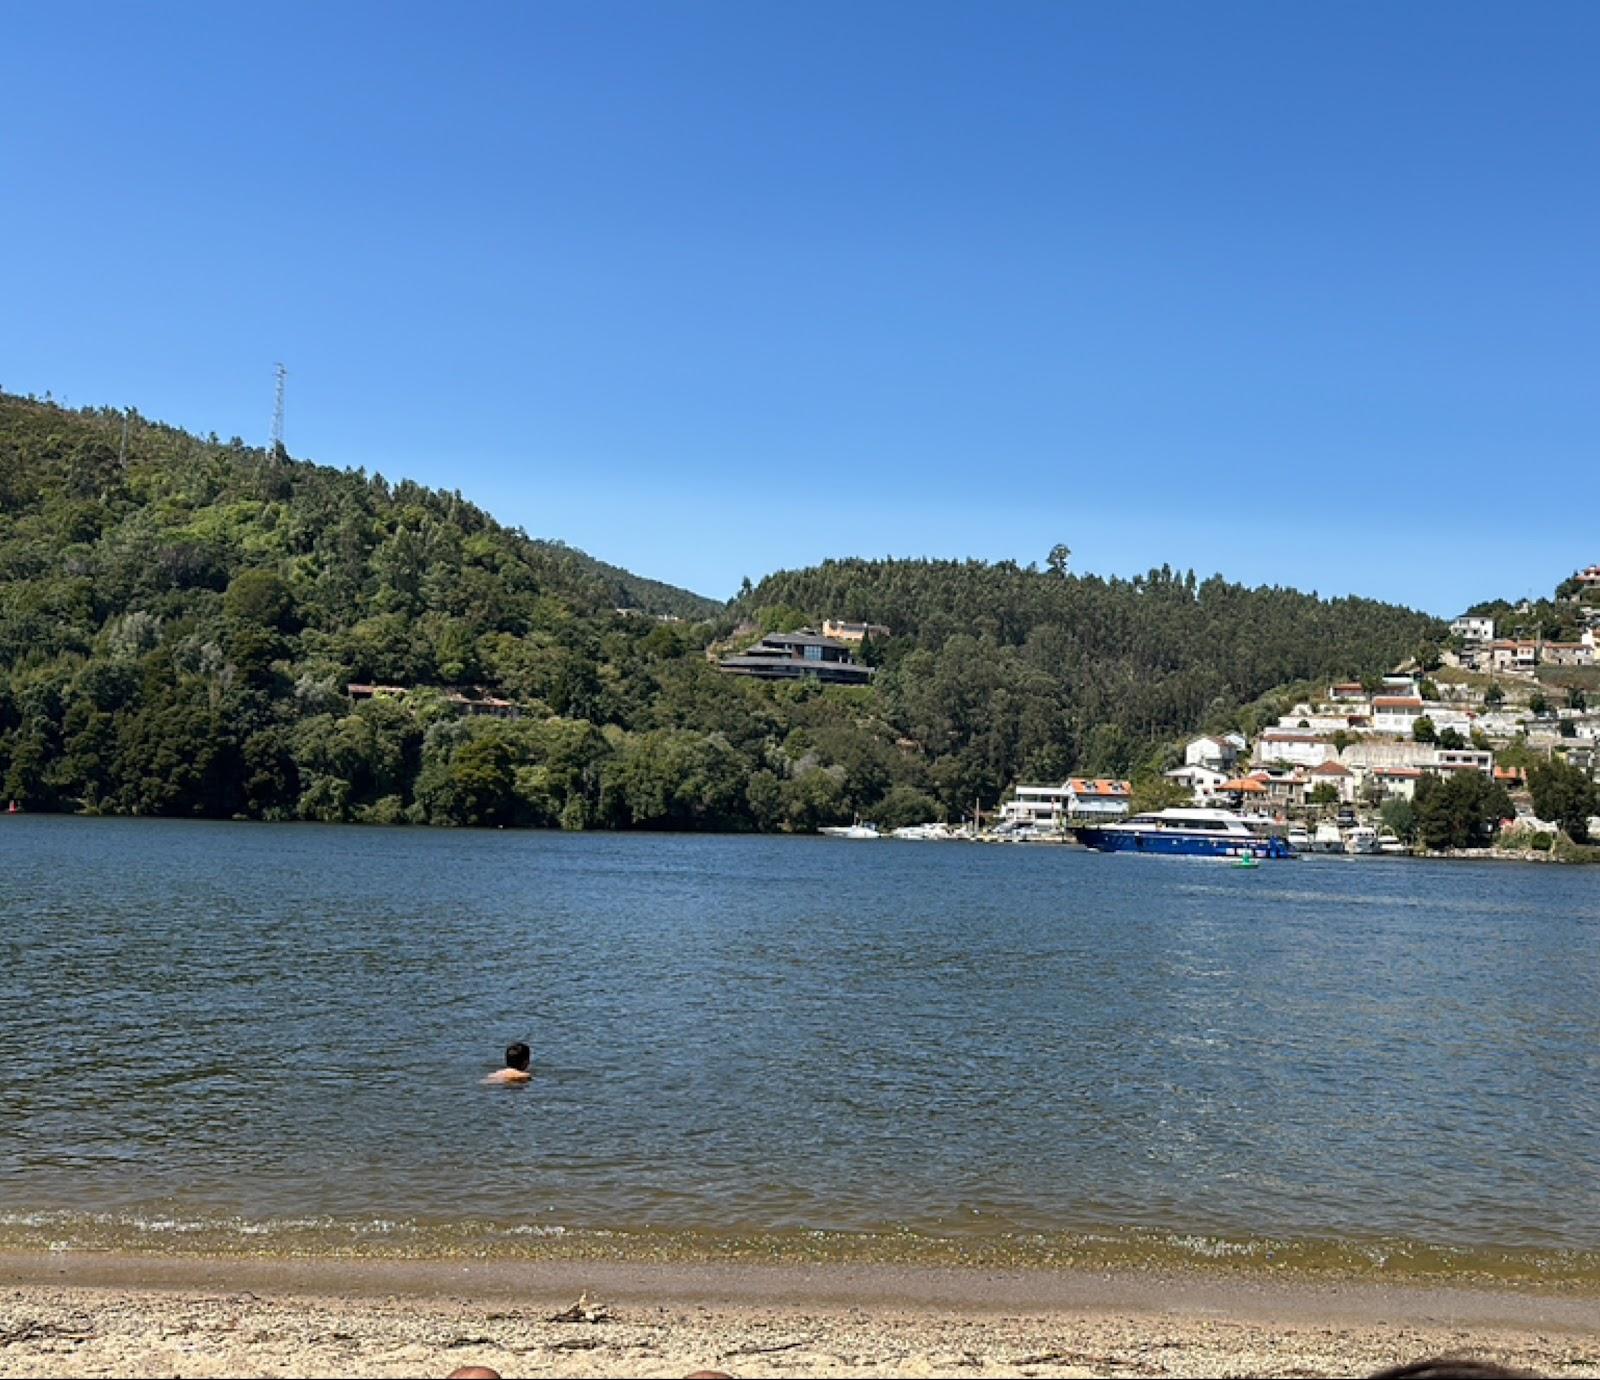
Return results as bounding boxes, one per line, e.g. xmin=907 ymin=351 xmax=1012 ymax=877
xmin=269 ymin=362 xmax=287 ymax=461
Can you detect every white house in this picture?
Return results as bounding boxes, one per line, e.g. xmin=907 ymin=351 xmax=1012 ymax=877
xmin=1450 ymin=616 xmax=1495 ymax=645
xmin=1000 ymin=778 xmax=1132 ymax=829
xmin=999 ymin=783 xmax=1072 ymax=830
xmin=1165 ymin=763 xmax=1231 ymax=804
xmin=1184 ymin=733 xmax=1244 ymax=772
xmin=1065 ymin=778 xmax=1133 ymax=819
xmin=1489 ymin=640 xmax=1539 ymax=675
xmin=1474 ymin=710 xmax=1531 ymax=738
xmin=1252 ymin=730 xmax=1333 ymax=769
xmin=1431 ymin=748 xmax=1494 ymax=776
xmin=1420 ymin=705 xmax=1477 ymax=737
xmin=1372 ymin=696 xmax=1425 ymax=735
xmin=1368 ymin=765 xmax=1423 ymax=801
xmin=1307 ymin=759 xmax=1357 ymax=804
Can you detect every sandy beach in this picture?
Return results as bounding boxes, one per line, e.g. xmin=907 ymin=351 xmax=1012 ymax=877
xmin=1 ymin=1252 xmax=1597 ymax=1379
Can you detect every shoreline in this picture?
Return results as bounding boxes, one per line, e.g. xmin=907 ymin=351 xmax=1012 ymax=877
xmin=2 ymin=1253 xmax=1599 ymax=1378
xmin=7 ymin=809 xmax=1598 ymax=864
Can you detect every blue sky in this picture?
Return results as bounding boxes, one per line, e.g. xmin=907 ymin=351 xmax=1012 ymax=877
xmin=3 ymin=2 xmax=1596 ymax=613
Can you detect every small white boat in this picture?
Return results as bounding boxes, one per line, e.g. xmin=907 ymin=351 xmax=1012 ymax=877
xmin=892 ymin=822 xmax=952 ymax=841
xmin=1286 ymin=827 xmax=1312 ymax=851
xmin=819 ymin=822 xmax=881 ymax=839
xmin=1345 ymin=825 xmax=1380 ymax=854
xmin=1378 ymin=830 xmax=1407 ymax=855
xmin=1311 ymin=822 xmax=1344 ymax=853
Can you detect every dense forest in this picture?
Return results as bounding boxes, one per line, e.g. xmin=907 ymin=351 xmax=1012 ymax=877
xmin=0 ymin=393 xmax=1445 ymax=830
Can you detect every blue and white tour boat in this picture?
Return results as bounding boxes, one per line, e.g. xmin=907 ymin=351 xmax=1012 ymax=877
xmin=1077 ymin=807 xmax=1295 ymax=859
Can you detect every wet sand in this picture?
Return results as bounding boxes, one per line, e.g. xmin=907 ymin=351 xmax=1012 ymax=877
xmin=2 ymin=1252 xmax=1598 ymax=1378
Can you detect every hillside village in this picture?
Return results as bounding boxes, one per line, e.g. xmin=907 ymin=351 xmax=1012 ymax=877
xmin=997 ymin=563 xmax=1600 ymax=850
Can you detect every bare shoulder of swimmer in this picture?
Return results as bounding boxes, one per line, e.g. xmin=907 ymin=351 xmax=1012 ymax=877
xmin=483 ymin=1067 xmax=531 ymax=1085
xmin=484 ymin=1042 xmax=533 ymax=1084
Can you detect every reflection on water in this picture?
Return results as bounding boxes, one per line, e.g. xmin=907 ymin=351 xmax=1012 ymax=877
xmin=3 ymin=817 xmax=1599 ymax=1277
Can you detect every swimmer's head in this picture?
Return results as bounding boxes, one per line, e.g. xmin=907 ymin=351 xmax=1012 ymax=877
xmin=505 ymin=1042 xmax=531 ymax=1072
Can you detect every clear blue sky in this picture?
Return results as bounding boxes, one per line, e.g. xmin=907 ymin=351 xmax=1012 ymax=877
xmin=4 ymin=2 xmax=1596 ymax=613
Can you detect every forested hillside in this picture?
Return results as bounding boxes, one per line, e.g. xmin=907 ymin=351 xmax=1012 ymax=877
xmin=1 ymin=394 xmax=1444 ymax=830
xmin=739 ymin=558 xmax=1447 ymax=782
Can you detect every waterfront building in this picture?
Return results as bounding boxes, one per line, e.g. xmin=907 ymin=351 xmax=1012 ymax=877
xmin=1065 ymin=778 xmax=1133 ymax=819
xmin=999 ymin=778 xmax=1132 ymax=830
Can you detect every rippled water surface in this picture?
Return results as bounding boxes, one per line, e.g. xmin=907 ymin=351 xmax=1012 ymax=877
xmin=3 ymin=817 xmax=1598 ymax=1276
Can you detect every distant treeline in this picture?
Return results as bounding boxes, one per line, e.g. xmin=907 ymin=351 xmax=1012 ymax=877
xmin=0 ymin=394 xmax=1443 ymax=830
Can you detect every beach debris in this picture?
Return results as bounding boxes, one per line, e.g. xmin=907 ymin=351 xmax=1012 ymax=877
xmin=723 ymin=1336 xmax=808 ymax=1357
xmin=550 ymin=1336 xmax=602 ymax=1352
xmin=0 ymin=1318 xmax=96 ymax=1347
xmin=547 ymin=1292 xmax=612 ymax=1325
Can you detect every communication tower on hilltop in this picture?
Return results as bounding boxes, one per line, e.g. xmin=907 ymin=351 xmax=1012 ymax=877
xmin=269 ymin=362 xmax=287 ymax=460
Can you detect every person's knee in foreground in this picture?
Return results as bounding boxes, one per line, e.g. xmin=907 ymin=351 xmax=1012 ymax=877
xmin=482 ymin=1042 xmax=531 ymax=1085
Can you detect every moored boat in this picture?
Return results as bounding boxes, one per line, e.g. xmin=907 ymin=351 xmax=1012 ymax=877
xmin=892 ymin=822 xmax=952 ymax=841
xmin=1345 ymin=825 xmax=1380 ymax=854
xmin=1311 ymin=822 xmax=1344 ymax=853
xmin=819 ymin=821 xmax=881 ymax=839
xmin=1078 ymin=807 xmax=1295 ymax=859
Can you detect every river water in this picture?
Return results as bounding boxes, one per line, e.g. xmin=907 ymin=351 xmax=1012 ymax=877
xmin=2 ymin=817 xmax=1597 ymax=1280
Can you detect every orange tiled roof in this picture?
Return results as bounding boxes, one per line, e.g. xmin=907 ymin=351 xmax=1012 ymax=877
xmin=1067 ymin=778 xmax=1131 ymax=796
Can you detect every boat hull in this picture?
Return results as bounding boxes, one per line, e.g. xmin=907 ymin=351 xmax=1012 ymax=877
xmin=1078 ymin=829 xmax=1295 ymax=859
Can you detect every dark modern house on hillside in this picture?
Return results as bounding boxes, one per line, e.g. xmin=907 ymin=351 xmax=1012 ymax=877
xmin=717 ymin=630 xmax=874 ymax=685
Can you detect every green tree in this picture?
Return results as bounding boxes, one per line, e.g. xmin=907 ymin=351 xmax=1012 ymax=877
xmin=1129 ymin=774 xmax=1192 ymax=814
xmin=1412 ymin=715 xmax=1437 ymax=744
xmin=1412 ymin=772 xmax=1514 ymax=850
xmin=1527 ymin=759 xmax=1600 ymax=843
xmin=1380 ymin=796 xmax=1417 ymax=843
xmin=873 ymin=783 xmax=942 ymax=830
xmin=223 ymin=568 xmax=296 ymax=631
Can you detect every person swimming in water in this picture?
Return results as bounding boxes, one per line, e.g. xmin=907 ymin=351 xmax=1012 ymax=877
xmin=483 ymin=1042 xmax=532 ymax=1085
